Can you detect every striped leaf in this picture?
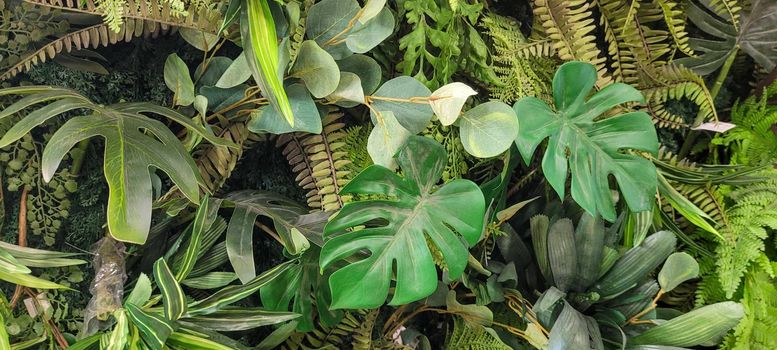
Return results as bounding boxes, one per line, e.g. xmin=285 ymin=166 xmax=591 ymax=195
xmin=175 ymin=196 xmax=222 ymax=281
xmin=182 ymin=307 xmax=299 ymax=331
xmin=187 ymin=260 xmax=294 ymax=316
xmin=104 ymin=310 xmax=129 ymax=350
xmin=182 ymin=272 xmax=239 ymax=290
xmin=66 ymin=334 xmax=101 ymax=350
xmin=154 ymin=258 xmax=187 ymax=320
xmin=125 ymin=303 xmax=176 ymax=350
xmin=0 ymin=247 xmax=30 ymax=274
xmin=0 ymin=269 xmax=69 ymax=290
xmin=167 ymin=332 xmax=235 ymax=350
xmin=241 ymin=0 xmax=294 ymax=126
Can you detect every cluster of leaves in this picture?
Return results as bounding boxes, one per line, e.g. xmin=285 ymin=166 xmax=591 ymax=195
xmin=2 ymin=0 xmax=777 ymax=348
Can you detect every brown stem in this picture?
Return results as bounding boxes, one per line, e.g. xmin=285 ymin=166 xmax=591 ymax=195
xmin=628 ymin=289 xmax=665 ymax=324
xmin=254 ymin=221 xmax=283 ymax=245
xmin=10 ymin=187 xmax=29 ymax=308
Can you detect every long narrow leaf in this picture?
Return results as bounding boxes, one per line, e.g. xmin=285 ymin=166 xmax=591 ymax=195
xmin=182 ymin=307 xmax=299 ymax=331
xmin=175 ymin=196 xmax=221 ymax=281
xmin=166 ymin=332 xmax=235 ymax=350
xmin=154 ymin=258 xmax=187 ymax=320
xmin=187 ymin=260 xmax=294 ymax=315
xmin=241 ymin=0 xmax=294 ymax=126
xmin=125 ymin=304 xmax=176 ymax=350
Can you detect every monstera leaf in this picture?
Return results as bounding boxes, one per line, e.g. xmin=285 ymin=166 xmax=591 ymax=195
xmin=513 ymin=62 xmax=659 ymax=222
xmin=676 ymin=0 xmax=777 ymax=75
xmin=223 ymin=190 xmax=328 ymax=283
xmin=260 ymin=246 xmax=342 ymax=331
xmin=320 ymin=136 xmax=485 ymax=309
xmin=0 ymin=86 xmax=234 ymax=244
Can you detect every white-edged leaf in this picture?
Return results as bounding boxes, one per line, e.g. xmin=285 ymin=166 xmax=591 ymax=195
xmin=430 ymin=82 xmax=477 ymax=126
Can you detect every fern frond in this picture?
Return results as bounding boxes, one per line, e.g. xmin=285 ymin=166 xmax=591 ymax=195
xmin=723 ymin=265 xmax=777 ymax=350
xmin=341 ymin=124 xmax=372 ymax=175
xmin=647 ymin=101 xmax=690 ymax=129
xmin=705 ymin=0 xmax=743 ymax=29
xmin=532 ymin=0 xmax=611 ymax=86
xmin=351 ymin=309 xmax=378 ymax=350
xmin=194 ymin=122 xmax=262 ymax=194
xmin=713 ymin=82 xmax=777 ymax=166
xmin=282 ymin=310 xmax=364 ymax=350
xmin=653 ymin=0 xmax=693 ymax=56
xmin=641 ymin=64 xmax=719 ymax=124
xmin=444 ymin=316 xmax=511 ymax=350
xmin=288 ymin=0 xmax=313 ymax=65
xmin=277 ymin=108 xmax=351 ymax=212
xmin=480 ymin=13 xmax=555 ymax=103
xmin=0 ymin=19 xmax=174 ymax=81
xmin=24 ymin=0 xmax=220 ymax=32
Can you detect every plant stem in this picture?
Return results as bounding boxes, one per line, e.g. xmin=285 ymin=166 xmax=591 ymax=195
xmin=70 ymin=140 xmax=90 ymax=176
xmin=678 ymin=47 xmax=739 ymax=158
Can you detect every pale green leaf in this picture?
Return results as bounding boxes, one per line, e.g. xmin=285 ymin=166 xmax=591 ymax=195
xmin=290 ymin=40 xmax=340 ymax=98
xmin=460 ymin=101 xmax=518 ymax=158
xmin=430 ymin=82 xmax=477 ymax=126
xmin=164 ymin=53 xmax=195 ymax=106
xmin=367 ymin=111 xmax=412 ymax=169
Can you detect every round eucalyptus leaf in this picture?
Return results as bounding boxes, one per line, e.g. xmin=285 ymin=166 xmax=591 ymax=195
xmin=327 ymin=72 xmax=365 ymax=107
xmin=358 ymin=0 xmax=386 ymax=23
xmin=370 ymin=76 xmax=433 ymax=133
xmin=199 ymin=85 xmax=246 ymax=111
xmin=164 ymin=53 xmax=195 ymax=106
xmin=346 ymin=7 xmax=394 ymax=54
xmin=658 ymin=252 xmax=699 ymax=292
xmin=194 ymin=95 xmax=208 ymax=116
xmin=289 ymin=40 xmax=340 ymax=98
xmin=367 ymin=111 xmax=412 ymax=170
xmin=337 ymin=54 xmax=382 ymax=94
xmin=460 ymin=101 xmax=518 ymax=158
xmin=248 ymin=84 xmax=322 ymax=134
xmin=179 ymin=28 xmax=219 ymax=51
xmin=306 ymin=0 xmax=360 ymax=59
xmin=216 ymin=52 xmax=252 ymax=89
xmin=195 ymin=57 xmax=233 ymax=87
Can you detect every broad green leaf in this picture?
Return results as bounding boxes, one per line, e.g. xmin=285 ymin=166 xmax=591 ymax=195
xmin=195 ymin=57 xmax=234 ymax=87
xmin=182 ymin=307 xmax=299 ymax=331
xmin=658 ymin=252 xmax=699 ymax=292
xmin=306 ymin=0 xmax=360 ymax=59
xmin=591 ymin=231 xmax=676 ymax=299
xmin=260 ymin=247 xmax=342 ymax=331
xmin=215 ymin=52 xmax=251 ymax=88
xmin=41 ymin=110 xmax=200 ymax=244
xmin=359 ymin=0 xmax=386 ymax=23
xmin=326 ymin=72 xmax=365 ymax=107
xmin=513 ymin=61 xmax=659 ymax=221
xmin=125 ymin=273 xmax=152 ymax=307
xmin=677 ymin=0 xmax=777 ymax=75
xmin=182 ymin=272 xmax=239 ymax=289
xmin=290 ymin=40 xmax=340 ymax=98
xmin=345 ymin=7 xmax=394 ymax=54
xmin=547 ymin=219 xmax=577 ymax=292
xmin=337 ymin=54 xmax=382 ymax=94
xmin=367 ymin=111 xmax=412 ymax=169
xmin=154 ymin=258 xmax=187 ymax=320
xmin=547 ymin=303 xmax=590 ymax=350
xmin=218 ymin=0 xmax=241 ymax=35
xmin=370 ymin=76 xmax=433 ymax=133
xmin=179 ymin=28 xmax=219 ymax=51
xmin=164 ymin=53 xmax=195 ymax=106
xmin=125 ymin=303 xmax=175 ymax=350
xmin=187 ymin=260 xmax=294 ymax=315
xmin=574 ymin=213 xmax=604 ymax=290
xmin=629 ymin=302 xmax=744 ymax=347
xmin=247 ymin=84 xmax=322 ymax=134
xmin=193 ymin=95 xmax=208 ymax=117
xmin=459 ymin=101 xmax=518 ymax=158
xmin=321 ymin=136 xmax=485 ymax=308
xmin=430 ymin=82 xmax=477 ymax=126
xmin=530 ymin=215 xmax=553 ymax=284
xmin=223 ymin=190 xmax=325 ymax=283
xmin=241 ymin=0 xmax=294 ymax=126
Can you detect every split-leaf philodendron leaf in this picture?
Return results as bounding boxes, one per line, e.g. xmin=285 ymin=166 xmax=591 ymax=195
xmin=513 ymin=61 xmax=659 ymax=222
xmin=0 ymin=86 xmax=235 ymax=244
xmin=321 ymin=136 xmax=485 ymax=309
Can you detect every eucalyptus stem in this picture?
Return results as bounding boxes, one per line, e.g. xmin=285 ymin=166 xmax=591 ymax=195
xmin=678 ymin=47 xmax=739 ymax=158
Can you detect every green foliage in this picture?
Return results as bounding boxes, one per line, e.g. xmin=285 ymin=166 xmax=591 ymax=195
xmin=321 ymin=136 xmax=485 ymax=308
xmin=513 ymin=61 xmax=659 ymax=221
xmin=397 ymin=0 xmax=497 ymax=89
xmin=713 ymin=82 xmax=777 ymax=166
xmin=0 ymin=0 xmax=68 ymax=76
xmin=444 ymin=316 xmax=510 ymax=350
xmin=723 ymin=266 xmax=777 ymax=350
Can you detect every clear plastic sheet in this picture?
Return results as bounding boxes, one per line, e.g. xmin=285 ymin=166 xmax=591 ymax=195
xmin=78 ymin=237 xmax=127 ymax=338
